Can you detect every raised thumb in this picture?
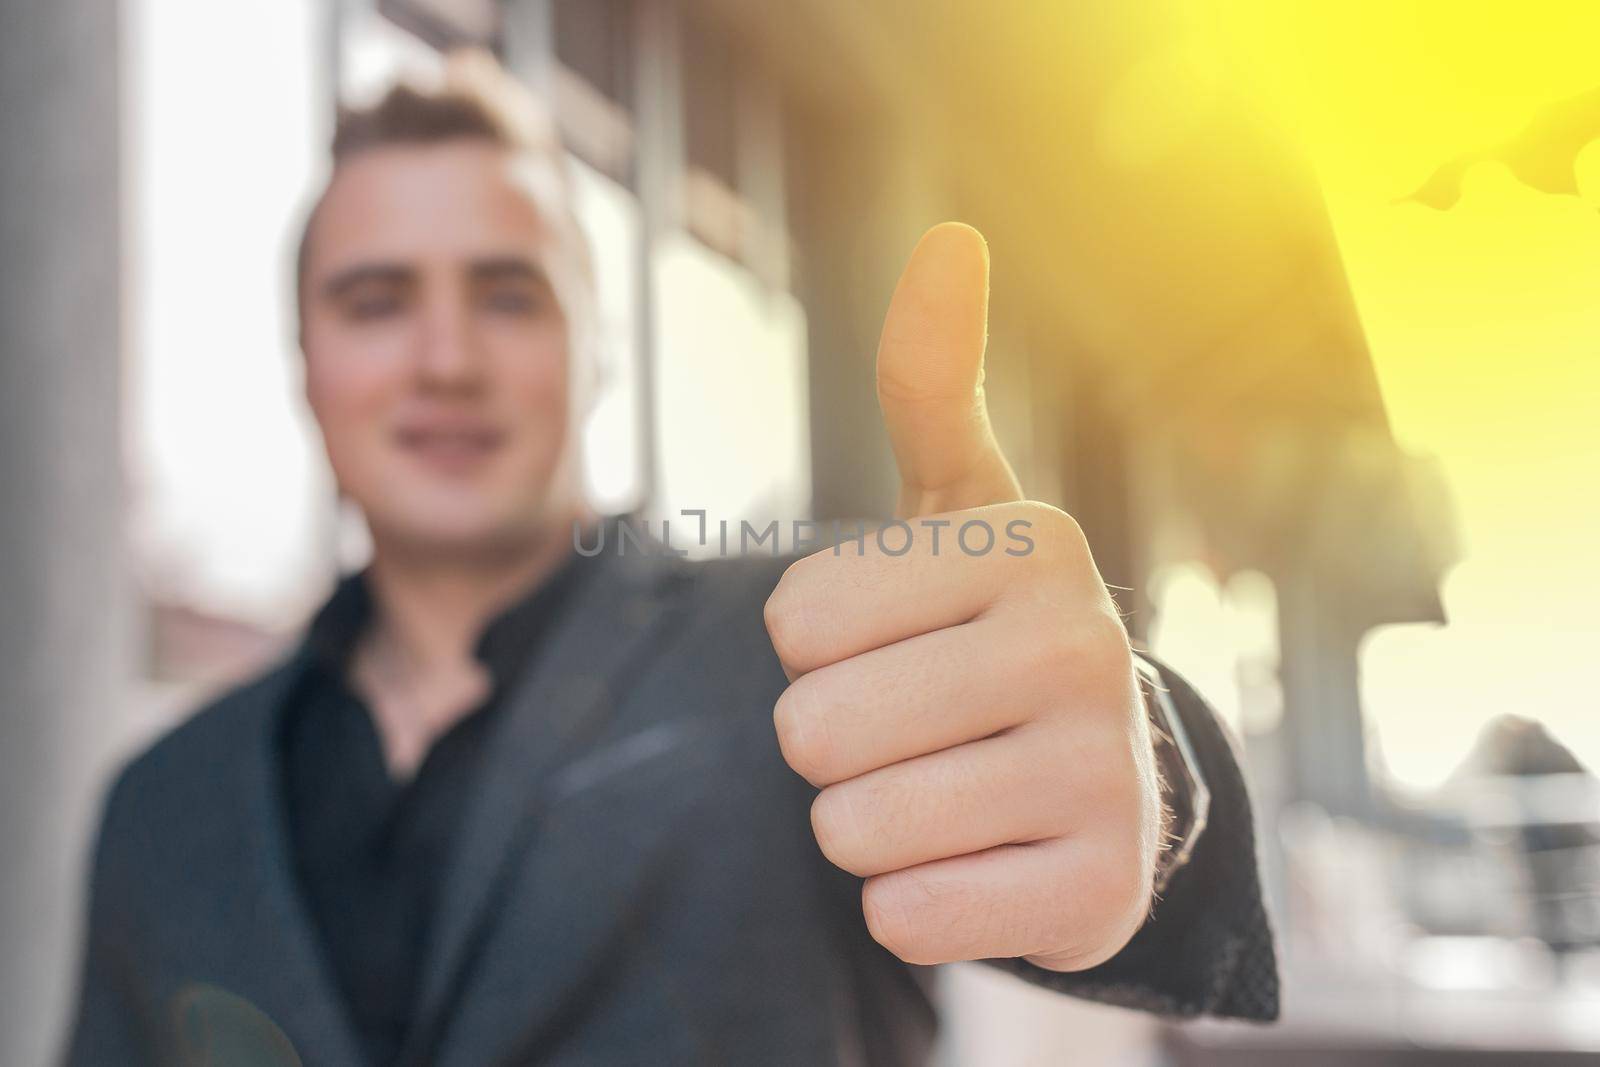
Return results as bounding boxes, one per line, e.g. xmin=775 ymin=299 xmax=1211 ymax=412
xmin=876 ymin=222 xmax=1021 ymax=517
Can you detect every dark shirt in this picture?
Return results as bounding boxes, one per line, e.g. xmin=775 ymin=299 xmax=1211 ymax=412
xmin=280 ymin=554 xmax=590 ymax=1066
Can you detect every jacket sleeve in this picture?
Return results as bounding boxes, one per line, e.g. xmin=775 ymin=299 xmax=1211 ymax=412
xmin=984 ymin=657 xmax=1280 ymax=1020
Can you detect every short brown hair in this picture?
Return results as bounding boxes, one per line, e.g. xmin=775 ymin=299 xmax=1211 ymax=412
xmin=295 ymin=83 xmax=518 ymax=309
xmin=330 ymin=83 xmax=513 ymax=161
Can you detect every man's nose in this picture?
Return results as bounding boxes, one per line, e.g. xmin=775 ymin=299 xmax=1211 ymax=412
xmin=414 ymin=295 xmax=486 ymax=388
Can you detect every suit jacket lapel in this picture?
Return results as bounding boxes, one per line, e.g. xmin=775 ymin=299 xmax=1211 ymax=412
xmin=401 ymin=546 xmax=695 ymax=1065
xmin=212 ymin=648 xmax=371 ymax=1066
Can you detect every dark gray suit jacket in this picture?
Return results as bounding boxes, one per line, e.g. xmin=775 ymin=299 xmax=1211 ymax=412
xmin=67 ymin=548 xmax=1277 ymax=1066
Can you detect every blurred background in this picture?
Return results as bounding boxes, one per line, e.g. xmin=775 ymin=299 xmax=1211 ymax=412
xmin=3 ymin=0 xmax=1599 ymax=1063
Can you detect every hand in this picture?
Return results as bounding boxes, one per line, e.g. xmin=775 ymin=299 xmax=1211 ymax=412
xmin=764 ymin=224 xmax=1159 ymax=971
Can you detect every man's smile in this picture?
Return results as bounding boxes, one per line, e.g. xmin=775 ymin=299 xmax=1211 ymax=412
xmin=393 ymin=418 xmax=507 ymax=473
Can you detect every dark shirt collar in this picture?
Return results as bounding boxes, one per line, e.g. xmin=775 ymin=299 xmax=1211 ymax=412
xmin=304 ymin=547 xmax=593 ymax=695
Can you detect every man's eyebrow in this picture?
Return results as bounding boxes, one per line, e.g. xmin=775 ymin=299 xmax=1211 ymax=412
xmin=469 ymin=256 xmax=551 ymax=286
xmin=319 ymin=262 xmax=414 ymax=300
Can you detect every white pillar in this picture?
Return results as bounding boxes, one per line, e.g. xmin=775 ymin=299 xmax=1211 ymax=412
xmin=0 ymin=1 xmax=133 ymax=1062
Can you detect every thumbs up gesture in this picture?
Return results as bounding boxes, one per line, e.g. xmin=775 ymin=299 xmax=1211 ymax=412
xmin=764 ymin=224 xmax=1158 ymax=971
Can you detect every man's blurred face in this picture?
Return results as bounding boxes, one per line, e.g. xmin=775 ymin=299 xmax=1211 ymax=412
xmin=300 ymin=141 xmax=577 ymax=560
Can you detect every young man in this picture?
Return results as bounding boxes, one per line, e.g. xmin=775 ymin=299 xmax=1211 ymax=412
xmin=68 ymin=67 xmax=1276 ymax=1066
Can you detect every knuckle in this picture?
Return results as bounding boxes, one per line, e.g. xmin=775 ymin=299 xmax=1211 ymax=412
xmin=1033 ymin=862 xmax=1137 ymax=971
xmin=810 ymin=787 xmax=866 ymax=875
xmin=1099 ymin=835 xmax=1154 ymax=918
xmin=763 ymin=582 xmax=810 ymax=671
xmin=1072 ymin=716 xmax=1148 ymax=819
xmin=1078 ymin=608 xmax=1133 ymax=664
xmin=1050 ymin=842 xmax=1151 ymax=969
xmin=1016 ymin=616 xmax=1076 ymax=688
xmin=1022 ymin=610 xmax=1131 ymax=698
xmin=864 ymin=883 xmax=928 ymax=966
xmin=1084 ymin=842 xmax=1153 ymax=959
xmin=869 ymin=768 xmax=927 ymax=839
xmin=860 ymin=877 xmax=914 ymax=961
xmin=1022 ymin=733 xmax=1086 ymax=830
xmin=773 ymin=678 xmax=836 ymax=786
xmin=876 ymin=333 xmax=972 ymax=403
xmin=862 ymin=872 xmax=950 ymax=966
xmin=1017 ymin=502 xmax=1089 ymax=565
xmin=1046 ymin=612 xmax=1134 ymax=696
